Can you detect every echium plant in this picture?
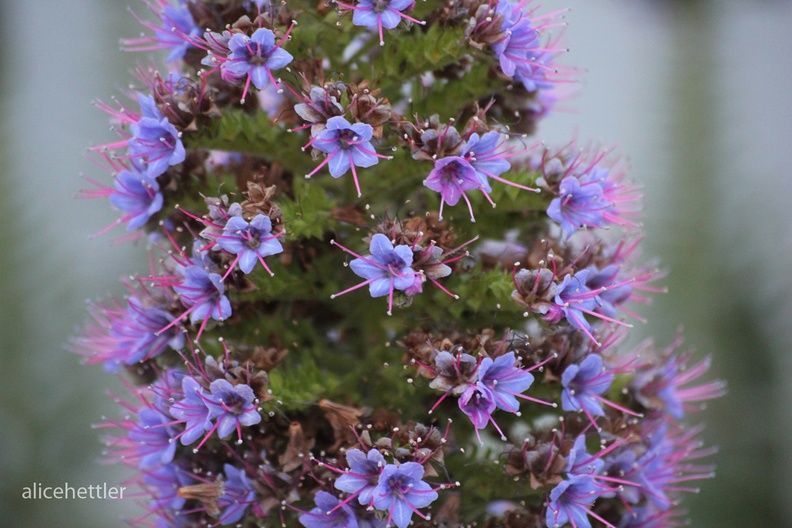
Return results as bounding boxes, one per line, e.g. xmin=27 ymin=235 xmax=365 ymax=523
xmin=72 ymin=1 xmax=726 ymax=527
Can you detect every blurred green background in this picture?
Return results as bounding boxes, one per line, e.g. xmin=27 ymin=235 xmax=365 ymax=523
xmin=1 ymin=0 xmax=790 ymax=526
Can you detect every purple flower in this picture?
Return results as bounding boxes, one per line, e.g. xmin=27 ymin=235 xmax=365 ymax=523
xmin=109 ymin=164 xmax=163 ymax=230
xmin=169 ymin=376 xmax=213 ymax=446
xmin=149 ymin=368 xmax=187 ymax=414
xmin=223 ymin=28 xmax=293 ymax=100
xmin=634 ymin=424 xmax=686 ymax=510
xmin=293 ymin=85 xmax=345 ymax=136
xmin=332 ymin=234 xmax=415 ymax=315
xmin=342 ymin=0 xmax=425 ymax=46
xmin=215 ymin=214 xmax=284 ymax=276
xmin=217 ymin=464 xmax=257 ymax=525
xmin=123 ymin=1 xmax=199 ymax=63
xmin=204 ymin=379 xmax=262 ymax=441
xmin=128 ymin=407 xmax=178 ymax=469
xmin=547 ymin=176 xmax=610 ymax=239
xmin=128 ymin=94 xmax=185 ymax=177
xmin=580 ymin=165 xmax=642 ymax=230
xmin=423 ymin=156 xmax=486 ymax=221
xmin=461 ymin=131 xmax=512 ymax=193
xmin=477 ymin=352 xmax=535 ymax=413
xmin=144 ymin=462 xmax=193 ymax=513
xmin=299 ymin=491 xmax=360 ymax=528
xmin=172 ymin=247 xmax=232 ymax=337
xmin=309 ymin=116 xmax=383 ymax=197
xmin=493 ymin=2 xmax=540 ymax=78
xmin=493 ymin=1 xmax=562 ymax=92
xmin=632 ymin=345 xmax=726 ymax=420
xmin=618 ymin=505 xmax=686 ymax=528
xmin=564 ymin=435 xmax=604 ymax=477
xmin=603 ymin=449 xmax=642 ymax=505
xmin=459 ymin=385 xmax=498 ymax=439
xmin=584 ymin=264 xmax=633 ymax=318
xmin=545 ymin=474 xmax=601 ymax=528
xmin=334 ymin=448 xmax=386 ymax=505
xmin=561 ymin=354 xmax=614 ymax=418
xmin=372 ymin=462 xmax=438 ymax=528
xmin=422 ymin=130 xmax=537 ymax=222
xmin=156 ymin=4 xmax=199 ymax=62
xmin=76 ymin=295 xmax=184 ymax=372
xmin=544 ymin=270 xmax=601 ymax=343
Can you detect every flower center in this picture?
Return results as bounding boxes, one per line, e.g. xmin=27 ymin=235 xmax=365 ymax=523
xmin=216 ymin=389 xmax=248 ymax=414
xmin=243 ymin=229 xmax=262 ymax=249
xmin=338 ymin=128 xmax=359 ymax=150
xmin=246 ymin=42 xmax=268 ymax=66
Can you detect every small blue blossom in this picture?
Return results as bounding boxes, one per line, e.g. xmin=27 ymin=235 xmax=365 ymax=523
xmin=156 ymin=4 xmax=200 ymax=62
xmin=493 ymin=1 xmax=540 ymax=78
xmin=144 ymin=462 xmax=193 ymax=513
xmin=332 ymin=234 xmax=415 ymax=315
xmin=372 ymin=462 xmax=438 ymax=528
xmin=77 ymin=295 xmax=184 ymax=372
xmin=129 ymin=94 xmax=185 ymax=177
xmin=215 ymin=214 xmax=284 ymax=277
xmin=618 ymin=505 xmax=685 ymax=528
xmin=149 ymin=368 xmax=187 ymax=415
xmin=293 ymin=86 xmax=345 ymax=136
xmin=476 ymin=351 xmax=535 ymax=414
xmin=631 ymin=342 xmax=726 ymax=420
xmin=461 ymin=131 xmax=512 ymax=192
xmin=602 ymin=449 xmax=642 ymax=505
xmin=299 ymin=491 xmax=360 ymax=528
xmin=561 ymin=354 xmax=614 ymax=419
xmin=223 ymin=28 xmax=293 ymax=101
xmin=564 ymin=435 xmax=605 ymax=477
xmin=123 ymin=1 xmax=199 ymax=63
xmin=128 ymin=407 xmax=178 ymax=469
xmin=217 ymin=464 xmax=257 ymax=525
xmin=169 ymin=376 xmax=212 ymax=446
xmin=423 ymin=156 xmax=486 ymax=222
xmin=545 ymin=474 xmax=601 ymax=528
xmin=544 ymin=269 xmax=601 ymax=342
xmin=493 ymin=1 xmax=562 ymax=93
xmin=341 ymin=0 xmax=425 ymax=46
xmin=334 ymin=448 xmax=386 ymax=505
xmin=109 ymin=164 xmax=163 ymax=230
xmin=584 ymin=264 xmax=632 ymax=318
xmin=309 ymin=116 xmax=383 ymax=197
xmin=204 ymin=379 xmax=262 ymax=441
xmin=459 ymin=385 xmax=498 ymax=440
xmin=547 ymin=176 xmax=610 ymax=239
xmin=172 ymin=245 xmax=232 ymax=338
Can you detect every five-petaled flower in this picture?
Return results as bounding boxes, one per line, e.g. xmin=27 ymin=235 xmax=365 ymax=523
xmin=298 ymin=491 xmax=362 ymax=528
xmin=217 ymin=464 xmax=257 ymax=525
xmin=334 ymin=448 xmax=386 ymax=506
xmin=128 ymin=94 xmax=186 ymax=177
xmin=307 ymin=116 xmax=388 ymax=197
xmin=223 ymin=27 xmax=294 ymax=102
xmin=423 ymin=156 xmax=487 ymax=222
xmin=340 ymin=0 xmax=426 ymax=46
xmin=215 ymin=214 xmax=284 ymax=278
xmin=372 ymin=462 xmax=438 ymax=528
xmin=331 ymin=233 xmax=415 ymax=315
xmin=110 ymin=167 xmax=163 ymax=231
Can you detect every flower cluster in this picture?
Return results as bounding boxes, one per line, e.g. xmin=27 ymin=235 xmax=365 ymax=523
xmin=72 ymin=1 xmax=724 ymax=527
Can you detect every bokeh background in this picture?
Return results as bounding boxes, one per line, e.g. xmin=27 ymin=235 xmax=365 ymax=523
xmin=1 ymin=0 xmax=790 ymax=526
